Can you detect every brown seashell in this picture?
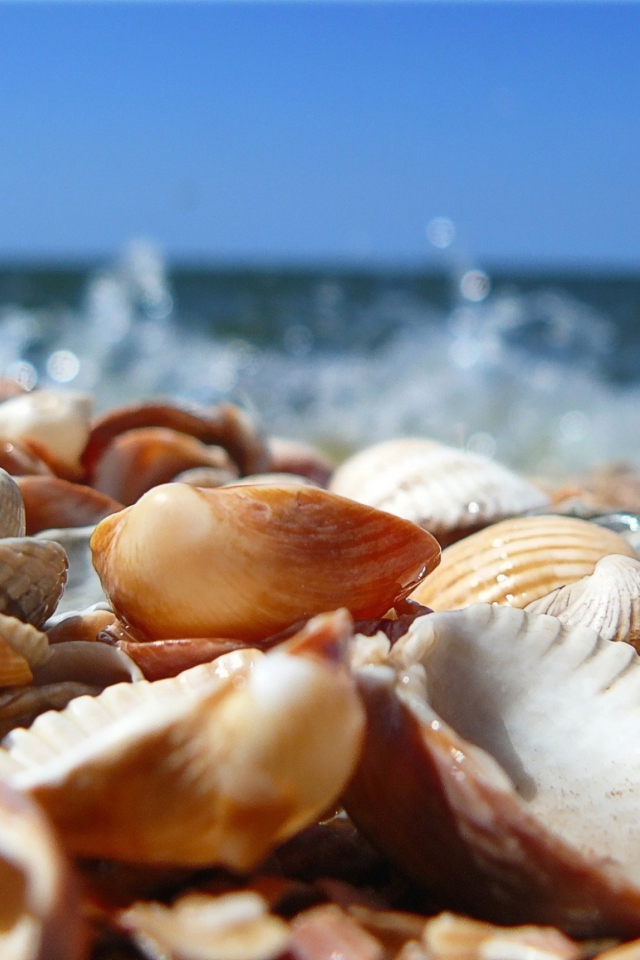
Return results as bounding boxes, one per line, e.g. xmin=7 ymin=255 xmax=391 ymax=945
xmin=330 ymin=438 xmax=549 ymax=547
xmin=0 ymin=537 xmax=68 ymax=627
xmin=0 ymin=681 xmax=102 ymax=741
xmin=91 ymin=482 xmax=439 ymax=642
xmin=526 ymin=555 xmax=640 ymax=650
xmin=1 ymin=611 xmax=365 ymax=868
xmin=118 ymin=891 xmax=290 ymax=960
xmin=82 ymin=399 xmax=271 ymax=480
xmin=117 ymin=636 xmax=265 ymax=681
xmin=92 ymin=426 xmax=238 ymax=505
xmin=0 ymin=779 xmax=85 ymax=959
xmin=410 ymin=515 xmax=637 ymax=612
xmin=46 ymin=607 xmax=116 ymax=644
xmin=344 ymin=604 xmax=640 ymax=936
xmin=0 ymin=389 xmax=94 ymax=480
xmin=268 ymin=437 xmax=336 ymax=487
xmin=0 ymin=439 xmax=53 ymax=478
xmin=0 ymin=637 xmax=33 ymax=686
xmin=16 ymin=475 xmax=122 ymax=535
xmin=0 ymin=467 xmax=26 ymax=538
xmin=31 ymin=640 xmax=143 ymax=687
xmin=422 ymin=912 xmax=580 ymax=960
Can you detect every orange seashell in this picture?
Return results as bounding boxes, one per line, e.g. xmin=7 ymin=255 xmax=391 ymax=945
xmin=117 ymin=636 xmax=265 ymax=681
xmin=91 ymin=482 xmax=439 ymax=641
xmin=0 ymin=438 xmax=53 ymax=478
xmin=411 ymin=515 xmax=637 ymax=612
xmin=0 ymin=636 xmax=33 ymax=686
xmin=16 ymin=475 xmax=122 ymax=535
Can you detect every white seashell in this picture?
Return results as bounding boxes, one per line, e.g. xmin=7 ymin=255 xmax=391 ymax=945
xmin=345 ymin=603 xmax=640 ymax=936
xmin=329 ymin=438 xmax=549 ymax=544
xmin=0 ymin=468 xmax=25 ymax=538
xmin=0 ymin=389 xmax=94 ymax=476
xmin=525 ymin=554 xmax=640 ymax=649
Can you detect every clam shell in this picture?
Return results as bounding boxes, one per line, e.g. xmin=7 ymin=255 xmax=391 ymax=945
xmin=0 ymin=438 xmax=53 ymax=478
xmin=91 ymin=482 xmax=439 ymax=641
xmin=329 ymin=438 xmax=549 ymax=546
xmin=0 ymin=537 xmax=68 ymax=627
xmin=0 ymin=779 xmax=85 ymax=959
xmin=0 ymin=389 xmax=93 ymax=478
xmin=119 ymin=892 xmax=290 ymax=960
xmin=525 ymin=555 xmax=640 ymax=649
xmin=16 ymin=475 xmax=121 ymax=535
xmin=410 ymin=515 xmax=637 ymax=612
xmin=0 ymin=611 xmax=365 ymax=868
xmin=0 ymin=468 xmax=26 ymax=538
xmin=344 ymin=604 xmax=640 ymax=936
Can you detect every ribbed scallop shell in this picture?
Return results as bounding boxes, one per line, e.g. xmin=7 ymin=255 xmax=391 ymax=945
xmin=91 ymin=482 xmax=439 ymax=641
xmin=411 ymin=515 xmax=637 ymax=612
xmin=525 ymin=554 xmax=640 ymax=649
xmin=0 ymin=468 xmax=25 ymax=539
xmin=0 ymin=538 xmax=68 ymax=627
xmin=0 ymin=612 xmax=365 ymax=868
xmin=329 ymin=438 xmax=549 ymax=545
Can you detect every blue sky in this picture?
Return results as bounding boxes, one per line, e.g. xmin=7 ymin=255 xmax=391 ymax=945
xmin=1 ymin=2 xmax=639 ymax=266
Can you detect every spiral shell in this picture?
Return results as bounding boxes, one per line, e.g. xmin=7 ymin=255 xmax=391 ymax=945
xmin=411 ymin=515 xmax=637 ymax=612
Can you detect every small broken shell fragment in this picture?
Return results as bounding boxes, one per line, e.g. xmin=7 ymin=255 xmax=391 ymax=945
xmin=15 ymin=475 xmax=121 ymax=535
xmin=344 ymin=604 xmax=640 ymax=936
xmin=411 ymin=515 xmax=637 ymax=611
xmin=0 ymin=389 xmax=94 ymax=479
xmin=91 ymin=482 xmax=439 ymax=641
xmin=0 ymin=538 xmax=68 ymax=627
xmin=0 ymin=779 xmax=85 ymax=960
xmin=0 ymin=468 xmax=26 ymax=538
xmin=118 ymin=891 xmax=290 ymax=960
xmin=526 ymin=555 xmax=640 ymax=650
xmin=329 ymin=438 xmax=549 ymax=546
xmin=0 ymin=610 xmax=365 ymax=868
xmin=422 ymin=912 xmax=580 ymax=960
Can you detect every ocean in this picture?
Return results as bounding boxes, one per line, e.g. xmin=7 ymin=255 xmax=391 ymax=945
xmin=1 ymin=241 xmax=639 ymax=478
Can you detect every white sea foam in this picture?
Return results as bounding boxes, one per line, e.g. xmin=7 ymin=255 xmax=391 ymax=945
xmin=0 ymin=242 xmax=638 ymax=477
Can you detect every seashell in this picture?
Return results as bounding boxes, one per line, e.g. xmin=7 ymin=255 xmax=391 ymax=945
xmin=0 ymin=467 xmax=26 ymax=538
xmin=82 ymin=399 xmax=271 ymax=480
xmin=173 ymin=465 xmax=240 ymax=488
xmin=31 ymin=640 xmax=143 ymax=687
xmin=422 ymin=912 xmax=580 ymax=960
xmin=227 ymin=472 xmax=315 ymax=487
xmin=0 ymin=389 xmax=94 ymax=479
xmin=410 ymin=515 xmax=637 ymax=612
xmin=0 ymin=377 xmax=27 ymax=401
xmin=268 ymin=437 xmax=336 ymax=487
xmin=0 ymin=613 xmax=50 ymax=688
xmin=344 ymin=604 xmax=640 ymax=936
xmin=16 ymin=475 xmax=121 ymax=535
xmin=593 ymin=513 xmax=640 ymax=553
xmin=36 ymin=525 xmax=106 ymax=615
xmin=525 ymin=554 xmax=640 ymax=650
xmin=118 ymin=891 xmax=290 ymax=960
xmin=0 ymin=779 xmax=85 ymax=959
xmin=0 ymin=610 xmax=365 ymax=868
xmin=0 ymin=681 xmax=102 ymax=740
xmin=116 ymin=635 xmax=267 ymax=681
xmin=0 ymin=438 xmax=53 ymax=478
xmin=0 ymin=638 xmax=33 ymax=687
xmin=91 ymin=481 xmax=439 ymax=642
xmin=0 ymin=537 xmax=68 ymax=627
xmin=46 ymin=606 xmax=116 ymax=644
xmin=289 ymin=903 xmax=385 ymax=960
xmin=329 ymin=438 xmax=549 ymax=547
xmin=92 ymin=426 xmax=238 ymax=506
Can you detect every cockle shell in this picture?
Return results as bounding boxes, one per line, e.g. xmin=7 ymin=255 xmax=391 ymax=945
xmin=0 ymin=779 xmax=85 ymax=959
xmin=15 ymin=475 xmax=121 ymax=535
xmin=411 ymin=515 xmax=637 ymax=612
xmin=0 ymin=468 xmax=26 ymax=538
xmin=0 ymin=389 xmax=94 ymax=479
xmin=118 ymin=892 xmax=290 ymax=960
xmin=329 ymin=438 xmax=549 ymax=546
xmin=0 ymin=538 xmax=68 ymax=627
xmin=36 ymin=526 xmax=106 ymax=615
xmin=0 ymin=611 xmax=365 ymax=868
xmin=0 ymin=614 xmax=50 ymax=687
xmin=344 ymin=604 xmax=640 ymax=936
xmin=91 ymin=482 xmax=439 ymax=641
xmin=525 ymin=555 xmax=640 ymax=649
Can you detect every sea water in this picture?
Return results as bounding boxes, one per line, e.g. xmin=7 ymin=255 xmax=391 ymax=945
xmin=0 ymin=240 xmax=639 ymax=478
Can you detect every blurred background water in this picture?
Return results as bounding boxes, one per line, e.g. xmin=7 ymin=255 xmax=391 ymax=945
xmin=1 ymin=240 xmax=639 ymax=477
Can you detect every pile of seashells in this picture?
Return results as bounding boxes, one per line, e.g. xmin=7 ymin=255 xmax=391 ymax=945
xmin=2 ymin=383 xmax=640 ymax=959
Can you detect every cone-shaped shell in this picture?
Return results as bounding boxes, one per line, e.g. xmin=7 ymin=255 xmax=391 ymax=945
xmin=344 ymin=604 xmax=640 ymax=936
xmin=329 ymin=438 xmax=549 ymax=546
xmin=0 ymin=468 xmax=25 ymax=538
xmin=91 ymin=482 xmax=439 ymax=641
xmin=0 ymin=538 xmax=68 ymax=627
xmin=0 ymin=611 xmax=365 ymax=868
xmin=526 ymin=554 xmax=640 ymax=650
xmin=0 ymin=389 xmax=93 ymax=478
xmin=411 ymin=515 xmax=636 ymax=612
xmin=0 ymin=779 xmax=85 ymax=959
